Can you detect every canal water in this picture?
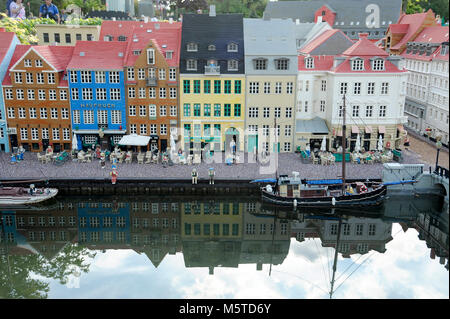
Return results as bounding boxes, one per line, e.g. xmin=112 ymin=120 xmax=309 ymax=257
xmin=0 ymin=193 xmax=448 ymax=299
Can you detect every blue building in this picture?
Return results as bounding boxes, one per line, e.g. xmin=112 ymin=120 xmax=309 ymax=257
xmin=0 ymin=31 xmax=20 ymax=152
xmin=67 ymin=41 xmax=128 ymax=150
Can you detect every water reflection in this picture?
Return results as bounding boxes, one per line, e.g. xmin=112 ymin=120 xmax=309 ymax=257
xmin=0 ymin=194 xmax=448 ymax=298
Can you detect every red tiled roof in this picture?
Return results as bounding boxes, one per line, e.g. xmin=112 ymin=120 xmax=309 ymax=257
xmin=300 ymin=29 xmax=340 ymax=54
xmin=432 ymin=45 xmax=449 ymax=61
xmin=124 ymin=26 xmax=181 ymax=67
xmin=343 ymin=33 xmax=389 ymax=57
xmin=298 ymin=55 xmax=334 ymax=71
xmin=333 ymin=58 xmax=407 ymax=74
xmin=67 ymin=41 xmax=128 ymax=70
xmin=389 ymin=24 xmax=409 ymax=34
xmin=413 ymin=26 xmax=449 ymax=44
xmin=0 ymin=32 xmax=16 ymax=63
xmin=390 ymin=10 xmax=436 ymax=50
xmin=100 ymin=20 xmax=182 ymax=41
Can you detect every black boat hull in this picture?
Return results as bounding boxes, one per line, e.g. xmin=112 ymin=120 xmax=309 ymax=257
xmin=261 ymin=184 xmax=387 ymax=208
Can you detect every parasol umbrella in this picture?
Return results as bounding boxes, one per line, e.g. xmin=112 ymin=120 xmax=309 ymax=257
xmin=72 ymin=134 xmax=78 ymax=150
xmin=377 ymin=135 xmax=384 ymax=152
xmin=355 ymin=134 xmax=361 ymax=153
xmin=320 ymin=136 xmax=327 ymax=152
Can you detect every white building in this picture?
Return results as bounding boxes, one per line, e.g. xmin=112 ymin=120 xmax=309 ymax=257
xmin=296 ymin=32 xmax=408 ymax=152
xmin=402 ymin=26 xmax=449 ymax=146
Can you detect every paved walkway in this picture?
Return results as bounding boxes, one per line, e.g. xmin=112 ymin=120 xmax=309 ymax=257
xmin=0 ymin=149 xmax=429 ymax=182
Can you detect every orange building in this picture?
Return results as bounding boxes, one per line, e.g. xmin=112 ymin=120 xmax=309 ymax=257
xmin=122 ymin=23 xmax=182 ymax=151
xmin=2 ymin=45 xmax=74 ymax=152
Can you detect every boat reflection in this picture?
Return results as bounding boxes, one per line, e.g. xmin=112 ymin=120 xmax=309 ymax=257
xmin=0 ymin=194 xmax=448 ymax=297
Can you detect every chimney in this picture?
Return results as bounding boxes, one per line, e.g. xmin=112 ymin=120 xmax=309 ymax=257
xmin=317 ymin=16 xmax=323 ymax=23
xmin=209 ymin=5 xmax=216 ymax=17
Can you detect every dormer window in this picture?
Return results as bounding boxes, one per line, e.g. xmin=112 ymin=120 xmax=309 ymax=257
xmin=186 ymin=59 xmax=197 ymax=71
xmin=187 ymin=42 xmax=198 ymax=52
xmin=305 ymin=57 xmax=314 ymax=69
xmin=133 ymin=50 xmax=141 ymax=56
xmin=147 ymin=48 xmax=155 ymax=64
xmin=118 ymin=35 xmax=127 ymax=42
xmin=442 ymin=45 xmax=449 ymax=56
xmin=208 ymin=45 xmax=216 ymax=51
xmin=254 ymin=58 xmax=267 ymax=70
xmin=165 ymin=51 xmax=173 ymax=59
xmin=351 ymin=58 xmax=364 ymax=71
xmin=228 ymin=59 xmax=238 ymax=71
xmin=275 ymin=58 xmax=289 ymax=70
xmin=104 ymin=35 xmax=113 ymax=41
xmin=227 ymin=42 xmax=238 ymax=52
xmin=372 ymin=58 xmax=385 ymax=71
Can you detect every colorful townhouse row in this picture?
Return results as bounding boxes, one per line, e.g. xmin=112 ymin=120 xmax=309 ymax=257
xmin=1 ymin=8 xmax=446 ymax=155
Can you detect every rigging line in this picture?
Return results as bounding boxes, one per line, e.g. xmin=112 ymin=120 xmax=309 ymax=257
xmin=343 ymin=95 xmax=372 ymax=132
xmin=271 ymin=269 xmax=329 ymax=295
xmin=333 ymin=226 xmax=406 ymax=293
xmin=313 ymin=237 xmax=330 ymax=291
xmin=334 ymin=253 xmax=365 ymax=283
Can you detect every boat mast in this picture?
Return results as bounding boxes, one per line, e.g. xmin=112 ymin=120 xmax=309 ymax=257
xmin=341 ymin=94 xmax=346 ymax=195
xmin=329 ymin=217 xmax=343 ymax=299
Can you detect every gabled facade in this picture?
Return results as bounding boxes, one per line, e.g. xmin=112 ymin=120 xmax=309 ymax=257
xmin=35 ymin=24 xmax=101 ymax=46
xmin=2 ymin=45 xmax=74 ymax=152
xmin=244 ymin=18 xmax=298 ymax=153
xmin=179 ymin=11 xmax=245 ymax=155
xmin=124 ymin=23 xmax=182 ymax=152
xmin=0 ymin=30 xmax=20 ymax=153
xmin=67 ymin=41 xmax=127 ymax=150
xmin=296 ymin=33 xmax=408 ymax=152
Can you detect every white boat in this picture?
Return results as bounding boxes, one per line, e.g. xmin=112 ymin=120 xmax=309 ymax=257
xmin=0 ymin=186 xmax=58 ymax=206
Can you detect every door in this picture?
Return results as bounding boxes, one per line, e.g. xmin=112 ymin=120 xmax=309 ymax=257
xmin=160 ymin=139 xmax=167 ymax=152
xmin=247 ymin=134 xmax=258 ymax=153
xmin=287 ymin=185 xmax=294 ymax=197
xmin=42 ymin=139 xmax=49 ymax=151
xmin=9 ymin=134 xmax=18 ymax=149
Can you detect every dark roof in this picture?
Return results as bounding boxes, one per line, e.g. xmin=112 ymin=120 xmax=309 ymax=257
xmin=264 ymin=0 xmax=402 ymax=39
xmin=180 ymin=13 xmax=244 ymax=74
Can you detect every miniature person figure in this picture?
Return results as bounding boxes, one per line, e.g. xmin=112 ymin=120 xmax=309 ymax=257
xmin=208 ymin=168 xmax=215 ymax=185
xmin=95 ymin=145 xmax=101 ymax=159
xmin=29 ymin=184 xmax=35 ymax=195
xmin=46 ymin=145 xmax=53 ymax=155
xmin=191 ymin=168 xmax=198 ymax=185
xmin=404 ymin=135 xmax=410 ymax=151
xmin=10 ymin=154 xmax=17 ymax=164
xmin=110 ymin=167 xmax=118 ymax=185
xmin=100 ymin=152 xmax=106 ymax=169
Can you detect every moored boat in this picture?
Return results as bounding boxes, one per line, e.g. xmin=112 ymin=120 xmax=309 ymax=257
xmin=0 ymin=186 xmax=58 ymax=206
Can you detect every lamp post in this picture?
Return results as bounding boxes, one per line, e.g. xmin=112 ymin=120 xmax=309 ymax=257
xmin=435 ymin=135 xmax=442 ymax=171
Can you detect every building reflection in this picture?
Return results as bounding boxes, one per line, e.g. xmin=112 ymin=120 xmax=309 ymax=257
xmin=0 ymin=194 xmax=448 ymax=276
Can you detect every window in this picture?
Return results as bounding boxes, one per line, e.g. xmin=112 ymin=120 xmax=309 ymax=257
xmin=150 ymin=124 xmax=157 ymax=135
xmin=159 ymin=68 xmax=166 ymax=80
xmin=26 ymin=72 xmax=33 ymax=84
xmin=170 ymin=106 xmax=177 ymax=117
xmin=285 ymin=107 xmax=292 ymax=118
xmin=147 ymin=48 xmax=155 ymax=64
xmin=63 ymin=128 xmax=70 ymax=141
xmin=65 ymin=33 xmax=71 ymax=43
xmin=367 ymin=82 xmax=375 ymax=95
xmin=29 ymin=108 xmax=37 ymax=118
xmin=352 ymin=105 xmax=359 ymax=117
xmin=40 ymin=108 xmax=48 ymax=119
xmin=249 ymin=82 xmax=259 ymax=94
xmin=286 ymin=82 xmax=293 ymax=94
xmin=110 ymin=88 xmax=121 ymax=100
xmin=234 ymin=80 xmax=241 ymax=94
xmin=352 ymin=58 xmax=364 ymax=71
xmin=285 ymin=125 xmax=292 ymax=137
xmin=96 ymin=88 xmax=107 ymax=100
xmin=49 ymin=89 xmax=57 ymax=100
xmin=54 ymin=33 xmax=60 ymax=43
xmin=284 ymin=142 xmax=291 ymax=152
xmin=354 ymin=82 xmax=361 ymax=95
xmin=20 ymin=127 xmax=28 ymax=140
xmin=138 ymin=87 xmax=146 ymax=99
xmin=320 ymin=100 xmax=326 ymax=112
xmin=60 ymin=90 xmax=67 ymax=100
xmin=321 ymin=80 xmax=327 ymax=91
xmin=51 ymin=108 xmax=58 ymax=119
xmin=159 ymin=87 xmax=166 ymax=99
xmin=140 ymin=124 xmax=147 ymax=135
xmin=368 ymin=224 xmax=376 ymax=236
xmin=129 ymin=105 xmax=136 ymax=116
xmin=76 ymin=34 xmax=82 ymax=41
xmin=340 ymin=82 xmax=348 ymax=95
xmin=168 ymin=87 xmax=177 ymax=99
xmin=96 ymin=110 xmax=106 ymax=125
xmin=130 ymin=124 xmax=137 ymax=134
xmin=305 ymin=81 xmax=309 ymax=92
xmin=73 ymin=110 xmax=80 ymax=124
xmin=24 ymin=59 xmax=32 ymax=67
xmin=275 ymin=82 xmax=282 ymax=94
xmin=304 ymin=101 xmax=308 ymax=112
xmin=305 ymin=57 xmax=314 ymax=69
xmin=372 ymin=59 xmax=385 ymax=71
xmin=111 ymin=110 xmax=122 ymax=124
xmin=127 ymin=67 xmax=135 ymax=80
xmin=149 ymin=87 xmax=156 ymax=98
xmin=224 ymin=104 xmax=231 ymax=117
xmin=149 ymin=105 xmax=156 ymax=118
xmin=18 ymin=107 xmax=26 ymax=118
xmin=183 ymin=80 xmax=190 ymax=94
xmin=193 ymin=104 xmax=201 ymax=117
xmin=169 ymin=68 xmax=176 ymax=81
xmin=193 ymin=80 xmax=201 ymax=94
xmin=159 ymin=105 xmax=167 ymax=117
xmin=187 ymin=42 xmax=198 ymax=52
xmin=80 ymin=71 xmax=92 ymax=83
xmin=203 ymin=104 xmax=211 ymax=116
xmin=128 ymin=87 xmax=136 ymax=98
xmin=227 ymin=42 xmax=238 ymax=52
xmin=82 ymin=88 xmax=93 ymax=100
xmin=83 ymin=110 xmax=94 ymax=124
xmin=16 ymin=89 xmax=24 ymax=100
xmin=262 ymin=125 xmax=269 ymax=136
xmin=214 ymin=104 xmax=221 ymax=117
xmin=95 ymin=71 xmax=106 ymax=83
xmin=14 ymin=72 xmax=22 ymax=83
xmin=35 ymin=89 xmax=44 ymax=101
xmin=5 ymin=89 xmax=13 ymax=99
xmin=160 ymin=124 xmax=167 ymax=135
xmin=381 ymin=82 xmax=389 ymax=95
xmin=379 ymin=105 xmax=387 ymax=117
xmin=109 ymin=72 xmax=120 ymax=83
xmin=234 ymin=104 xmax=241 ymax=117
xmin=276 ymin=107 xmax=282 ymax=118
xmin=264 ymin=82 xmax=271 ymax=94
xmin=228 ymin=60 xmax=238 ymax=71
xmin=275 ymin=58 xmax=289 ymax=70
xmin=61 ymin=108 xmax=69 ymax=119
xmin=70 ymin=71 xmax=78 ymax=83
xmin=35 ymin=60 xmax=43 ymax=67
xmin=214 ymin=80 xmax=221 ymax=94
xmin=249 ymin=107 xmax=258 ymax=118
xmin=224 ymin=80 xmax=232 ymax=94
xmin=365 ymin=105 xmax=373 ymax=117
xmin=355 ymin=224 xmax=364 ymax=236
xmin=183 ymin=104 xmax=191 ymax=117
xmin=186 ymin=59 xmax=197 ymax=71
xmin=52 ymin=128 xmax=59 ymax=140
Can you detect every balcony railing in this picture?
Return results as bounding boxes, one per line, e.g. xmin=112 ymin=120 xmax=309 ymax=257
xmin=204 ymin=65 xmax=220 ymax=75
xmin=146 ymin=77 xmax=157 ymax=86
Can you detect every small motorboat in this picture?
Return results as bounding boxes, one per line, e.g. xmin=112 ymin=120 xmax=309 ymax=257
xmin=0 ymin=185 xmax=58 ymax=206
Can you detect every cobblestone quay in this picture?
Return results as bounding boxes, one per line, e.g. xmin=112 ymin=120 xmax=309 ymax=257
xmin=0 ymin=151 xmax=429 ymax=195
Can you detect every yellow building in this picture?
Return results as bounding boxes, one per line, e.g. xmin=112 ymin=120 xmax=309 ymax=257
xmin=180 ymin=76 xmax=246 ymax=154
xmin=35 ymin=24 xmax=101 ymax=46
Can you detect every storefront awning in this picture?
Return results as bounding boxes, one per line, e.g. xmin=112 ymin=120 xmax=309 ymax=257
xmin=118 ymin=134 xmax=150 ymax=146
xmin=365 ymin=126 xmax=372 ymax=133
xmin=296 ymin=117 xmax=329 ymax=134
xmin=378 ymin=126 xmax=386 ymax=134
xmin=352 ymin=125 xmax=359 ymax=134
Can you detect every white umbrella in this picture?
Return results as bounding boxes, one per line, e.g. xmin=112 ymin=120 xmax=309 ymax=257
xmin=320 ymin=136 xmax=327 ymax=152
xmin=377 ymin=135 xmax=384 ymax=151
xmin=355 ymin=134 xmax=361 ymax=153
xmin=72 ymin=134 xmax=78 ymax=150
xmin=169 ymin=133 xmax=176 ymax=161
